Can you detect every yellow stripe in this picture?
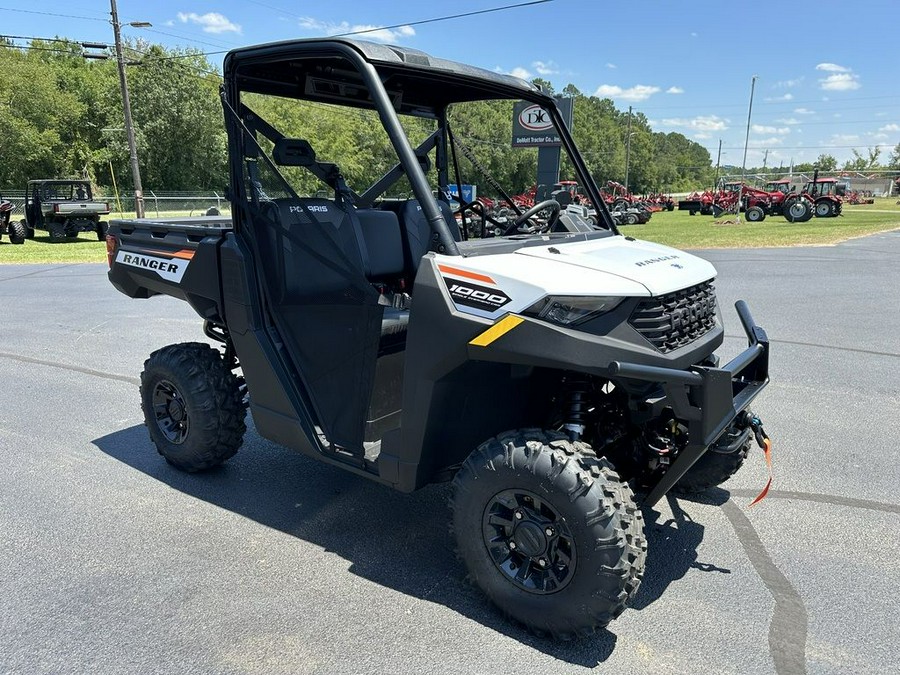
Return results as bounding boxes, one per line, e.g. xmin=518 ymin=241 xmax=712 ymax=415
xmin=469 ymin=315 xmax=524 ymax=347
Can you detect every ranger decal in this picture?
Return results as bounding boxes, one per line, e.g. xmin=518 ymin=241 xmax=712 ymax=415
xmin=116 ymin=250 xmax=189 ymax=283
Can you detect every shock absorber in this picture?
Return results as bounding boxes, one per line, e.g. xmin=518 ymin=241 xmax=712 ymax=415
xmin=561 ymin=375 xmax=591 ymax=441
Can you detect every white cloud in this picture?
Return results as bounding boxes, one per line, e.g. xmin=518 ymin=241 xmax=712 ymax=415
xmin=748 ymin=137 xmax=784 ymax=148
xmin=605 ymin=63 xmax=617 ymax=69
xmin=509 ymin=67 xmax=532 ymax=80
xmin=594 ymin=84 xmax=661 ymax=102
xmin=298 ymin=17 xmax=415 ymax=43
xmin=871 ymin=133 xmax=889 ymax=140
xmin=666 ymin=86 xmax=684 ymax=94
xmin=816 ymin=62 xmax=850 ymax=72
xmin=775 ymin=77 xmax=803 ymax=88
xmin=690 ymin=32 xmax=698 ymax=37
xmin=820 ymin=73 xmax=860 ymax=91
xmin=163 ymin=19 xmax=175 ymax=27
xmin=752 ymin=124 xmax=790 ymax=135
xmin=659 ymin=115 xmax=729 ymax=132
xmin=532 ymin=60 xmax=558 ymax=76
xmin=776 ymin=117 xmax=800 ymax=124
xmin=829 ymin=133 xmax=861 ymax=143
xmin=177 ymin=12 xmax=241 ymax=34
xmin=693 ymin=132 xmax=711 ymax=140
xmin=879 ymin=123 xmax=900 ymax=132
xmin=794 ymin=108 xmax=816 ymax=115
xmin=765 ymin=93 xmax=793 ymax=102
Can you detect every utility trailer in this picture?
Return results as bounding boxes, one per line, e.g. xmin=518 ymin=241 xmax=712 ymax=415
xmin=106 ymin=38 xmax=771 ymax=638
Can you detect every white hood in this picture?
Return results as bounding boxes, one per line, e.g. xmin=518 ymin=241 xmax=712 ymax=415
xmin=514 ymin=237 xmax=715 ymax=296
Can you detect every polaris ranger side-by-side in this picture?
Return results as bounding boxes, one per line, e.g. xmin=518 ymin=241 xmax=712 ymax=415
xmin=23 ymin=179 xmax=110 ymax=241
xmin=106 ymin=38 xmax=771 ymax=638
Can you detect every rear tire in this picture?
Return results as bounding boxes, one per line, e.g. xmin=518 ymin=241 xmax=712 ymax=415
xmin=96 ymin=221 xmax=108 ymax=241
xmin=48 ymin=222 xmax=65 ymax=242
xmin=8 ymin=220 xmax=26 ymax=244
xmin=140 ymin=342 xmax=247 ymax=472
xmin=22 ymin=220 xmax=34 ymax=239
xmin=625 ymin=212 xmax=638 ymax=225
xmin=784 ymin=198 xmax=812 ymax=223
xmin=451 ymin=429 xmax=646 ymax=639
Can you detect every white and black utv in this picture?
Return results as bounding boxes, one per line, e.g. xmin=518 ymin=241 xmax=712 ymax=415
xmin=106 ymin=38 xmax=770 ymax=638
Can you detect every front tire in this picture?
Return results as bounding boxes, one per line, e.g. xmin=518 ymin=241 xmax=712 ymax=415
xmin=745 ymin=205 xmax=766 ymax=222
xmin=451 ymin=430 xmax=646 ymax=638
xmin=815 ymin=200 xmax=833 ymax=218
xmin=140 ymin=342 xmax=246 ymax=472
xmin=675 ymin=423 xmax=752 ymax=493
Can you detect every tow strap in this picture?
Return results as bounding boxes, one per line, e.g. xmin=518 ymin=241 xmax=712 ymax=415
xmin=747 ymin=414 xmax=772 ymax=507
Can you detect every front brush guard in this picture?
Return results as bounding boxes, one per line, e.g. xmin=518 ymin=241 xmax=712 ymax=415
xmin=609 ymin=301 xmax=770 ymax=506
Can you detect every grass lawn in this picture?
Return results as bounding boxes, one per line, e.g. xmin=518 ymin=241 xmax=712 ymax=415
xmin=2 ymin=199 xmax=898 ymax=265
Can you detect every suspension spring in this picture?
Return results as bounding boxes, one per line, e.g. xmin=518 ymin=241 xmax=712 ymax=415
xmin=561 ymin=375 xmax=592 ymax=441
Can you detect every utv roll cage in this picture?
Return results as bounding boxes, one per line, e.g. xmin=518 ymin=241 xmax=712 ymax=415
xmin=221 ymin=38 xmax=618 ymax=251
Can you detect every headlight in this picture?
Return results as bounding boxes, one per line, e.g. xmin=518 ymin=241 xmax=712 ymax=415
xmin=522 ymin=295 xmax=624 ymax=326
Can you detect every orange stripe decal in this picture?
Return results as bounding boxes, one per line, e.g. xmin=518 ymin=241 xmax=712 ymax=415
xmin=438 ymin=264 xmax=494 ymax=285
xmin=135 ymin=247 xmax=195 ymax=260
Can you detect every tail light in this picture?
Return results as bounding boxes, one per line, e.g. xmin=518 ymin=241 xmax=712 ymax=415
xmin=53 ymin=203 xmax=60 ymax=213
xmin=106 ymin=235 xmax=118 ymax=268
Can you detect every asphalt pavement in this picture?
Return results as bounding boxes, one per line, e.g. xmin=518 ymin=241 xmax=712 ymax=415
xmin=1 ymin=230 xmax=899 ymax=674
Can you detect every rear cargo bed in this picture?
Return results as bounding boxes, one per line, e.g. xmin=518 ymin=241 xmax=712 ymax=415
xmin=107 ymin=216 xmax=232 ymax=322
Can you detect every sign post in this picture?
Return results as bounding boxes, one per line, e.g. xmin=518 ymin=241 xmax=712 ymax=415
xmin=512 ymin=98 xmax=574 ymax=201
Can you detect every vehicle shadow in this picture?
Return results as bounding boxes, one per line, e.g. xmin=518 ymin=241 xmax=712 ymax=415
xmin=630 ymin=490 xmax=731 ymax=612
xmin=93 ymin=423 xmax=722 ymax=666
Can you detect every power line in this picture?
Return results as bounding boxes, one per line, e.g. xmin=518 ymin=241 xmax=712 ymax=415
xmin=133 ymin=0 xmax=558 ymax=64
xmin=0 ymin=6 xmax=107 ymax=22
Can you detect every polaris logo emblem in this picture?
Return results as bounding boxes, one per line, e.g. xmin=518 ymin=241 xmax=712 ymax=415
xmin=443 ymin=278 xmax=511 ymax=312
xmin=289 ymin=205 xmax=329 ymax=213
xmin=116 ymin=250 xmax=188 ymax=283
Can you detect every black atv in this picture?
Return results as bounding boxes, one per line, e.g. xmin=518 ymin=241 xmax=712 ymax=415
xmin=0 ymin=195 xmax=25 ymax=244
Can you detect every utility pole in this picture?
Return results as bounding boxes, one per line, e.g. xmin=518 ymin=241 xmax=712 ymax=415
xmin=110 ymin=0 xmax=147 ymax=218
xmin=714 ymin=139 xmax=722 ymax=188
xmin=624 ymin=105 xmax=633 ymax=193
xmin=762 ymin=148 xmax=768 ymax=171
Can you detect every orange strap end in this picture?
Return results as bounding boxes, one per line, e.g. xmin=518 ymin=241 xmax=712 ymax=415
xmin=748 ymin=438 xmax=773 ymax=508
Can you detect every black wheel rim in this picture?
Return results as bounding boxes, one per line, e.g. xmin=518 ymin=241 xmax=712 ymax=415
xmin=152 ymin=379 xmax=190 ymax=444
xmin=482 ymin=489 xmax=576 ymax=594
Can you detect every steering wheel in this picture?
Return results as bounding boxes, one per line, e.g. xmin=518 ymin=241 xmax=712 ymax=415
xmin=504 ymin=199 xmax=561 ymax=235
xmin=454 ymin=199 xmax=510 ymax=237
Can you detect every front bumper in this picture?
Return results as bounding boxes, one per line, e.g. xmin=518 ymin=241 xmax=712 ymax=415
xmin=608 ymin=300 xmax=769 ymax=506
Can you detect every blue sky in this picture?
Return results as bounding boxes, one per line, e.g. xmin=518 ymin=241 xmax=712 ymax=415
xmin=2 ymin=0 xmax=898 ymax=169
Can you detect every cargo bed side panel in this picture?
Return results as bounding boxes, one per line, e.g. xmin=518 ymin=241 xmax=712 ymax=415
xmin=107 ymin=217 xmax=231 ymax=322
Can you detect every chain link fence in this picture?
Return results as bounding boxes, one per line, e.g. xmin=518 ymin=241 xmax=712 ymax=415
xmin=0 ymin=189 xmax=232 ymax=219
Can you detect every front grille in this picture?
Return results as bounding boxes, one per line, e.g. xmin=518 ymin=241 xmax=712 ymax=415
xmin=629 ymin=281 xmax=717 ymax=353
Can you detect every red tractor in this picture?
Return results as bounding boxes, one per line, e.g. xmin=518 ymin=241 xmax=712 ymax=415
xmin=802 ymin=175 xmax=843 ymax=217
xmin=741 ymin=180 xmax=813 ymax=223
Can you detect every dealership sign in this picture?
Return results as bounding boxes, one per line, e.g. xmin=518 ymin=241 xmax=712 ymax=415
xmin=512 ymin=98 xmax=572 ymax=147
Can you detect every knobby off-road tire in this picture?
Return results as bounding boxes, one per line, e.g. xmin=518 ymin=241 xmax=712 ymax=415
xmin=140 ymin=342 xmax=246 ymax=472
xmin=814 ymin=200 xmax=833 ymax=218
xmin=96 ymin=221 xmax=108 ymax=241
xmin=675 ymin=424 xmax=752 ymax=494
xmin=22 ymin=220 xmax=35 ymax=239
xmin=8 ymin=220 xmax=26 ymax=244
xmin=451 ymin=429 xmax=646 ymax=639
xmin=48 ymin=222 xmax=66 ymax=242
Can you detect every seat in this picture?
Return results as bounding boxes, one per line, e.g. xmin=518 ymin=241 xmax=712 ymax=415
xmin=354 ymin=209 xmax=404 ymax=281
xmin=381 ymin=199 xmax=461 ymax=277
